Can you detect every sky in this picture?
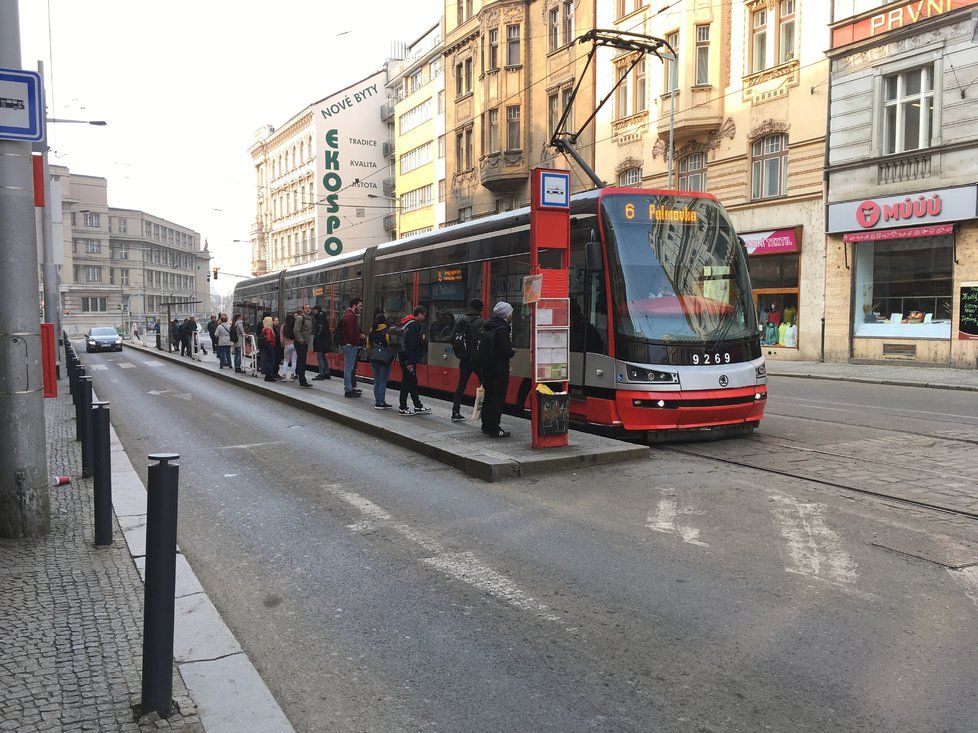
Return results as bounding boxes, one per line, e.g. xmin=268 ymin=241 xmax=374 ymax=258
xmin=18 ymin=0 xmax=442 ymax=294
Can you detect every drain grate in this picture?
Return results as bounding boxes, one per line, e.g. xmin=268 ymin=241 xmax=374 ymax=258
xmin=871 ymin=532 xmax=978 ymax=568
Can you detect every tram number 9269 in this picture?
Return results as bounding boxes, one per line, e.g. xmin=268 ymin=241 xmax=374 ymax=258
xmin=692 ymin=352 xmax=731 ymax=365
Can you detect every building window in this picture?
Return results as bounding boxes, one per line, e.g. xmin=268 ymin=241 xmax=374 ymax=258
xmin=465 ymin=127 xmax=473 ymax=167
xmin=120 ymin=269 xmax=130 ymax=286
xmin=401 ymin=184 xmax=434 ymax=213
xmin=438 ymin=89 xmax=445 ymax=114
xmin=399 ymin=98 xmax=433 ymax=133
xmin=85 ymin=266 xmax=101 ymax=283
xmin=506 ymin=106 xmax=520 ymax=150
xmin=438 ymin=179 xmax=446 ymax=202
xmin=437 ymin=134 xmax=445 ymax=158
xmin=458 ymin=206 xmax=472 ymax=222
xmin=679 ymin=152 xmax=707 ymax=192
xmin=488 ymin=29 xmax=499 ymax=70
xmin=618 ymin=167 xmax=642 ymax=186
xmin=84 ymin=212 xmax=100 ymax=228
xmin=549 ymin=8 xmax=560 ymax=52
xmin=81 ymin=297 xmax=107 ymax=312
xmin=407 ymin=68 xmax=423 ymax=96
xmin=751 ymin=9 xmax=768 ymax=73
xmin=562 ymin=1 xmax=574 ymax=46
xmin=455 ymin=62 xmax=463 ymax=97
xmin=883 ymin=66 xmax=934 ymax=155
xmin=616 ymin=0 xmax=645 ymax=18
xmin=778 ymin=1 xmax=796 ymax=64
xmin=71 ymin=212 xmax=76 ymax=226
xmin=616 ymin=64 xmax=632 ymax=119
xmin=118 ymin=218 xmax=127 ymax=233
xmin=400 ymin=141 xmax=433 ymax=174
xmin=456 ymin=132 xmax=465 ymax=169
xmin=85 ymin=240 xmax=101 ymax=254
xmin=665 ymin=32 xmax=679 ymax=92
xmin=747 ymin=232 xmax=801 ymax=348
xmin=548 ymin=92 xmax=560 ymax=135
xmin=695 ymin=25 xmax=710 ymax=85
xmin=751 ymin=134 xmax=788 ymax=200
xmin=464 ymin=58 xmax=472 ymax=93
xmin=634 ymin=58 xmax=647 ymax=112
xmin=488 ymin=108 xmax=500 ymax=153
xmin=506 ymin=25 xmax=520 ymax=67
xmin=116 ymin=243 xmax=129 ymax=259
xmin=852 ymin=235 xmax=953 ymax=339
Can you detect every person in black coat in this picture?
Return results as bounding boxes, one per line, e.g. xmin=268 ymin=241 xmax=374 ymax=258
xmin=450 ymin=298 xmax=484 ymax=422
xmin=311 ymin=305 xmax=332 ymax=380
xmin=480 ymin=302 xmax=516 ymax=438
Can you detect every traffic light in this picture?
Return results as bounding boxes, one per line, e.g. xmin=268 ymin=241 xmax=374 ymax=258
xmin=212 ymin=267 xmax=219 ymax=280
xmin=206 ymin=271 xmax=211 ymax=282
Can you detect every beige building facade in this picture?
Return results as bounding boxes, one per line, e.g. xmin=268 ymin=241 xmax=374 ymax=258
xmin=52 ymin=166 xmax=209 ymax=336
xmin=443 ymin=0 xmax=598 ymax=223
xmin=595 ymin=0 xmax=831 ymax=362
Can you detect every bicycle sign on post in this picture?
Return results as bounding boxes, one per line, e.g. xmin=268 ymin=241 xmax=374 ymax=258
xmin=528 ymin=168 xmax=571 ymax=449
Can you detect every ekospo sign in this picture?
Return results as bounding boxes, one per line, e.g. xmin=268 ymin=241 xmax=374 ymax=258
xmin=826 ymin=185 xmax=978 ymax=234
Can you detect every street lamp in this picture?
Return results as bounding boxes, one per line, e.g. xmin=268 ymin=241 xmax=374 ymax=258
xmin=47 ymin=118 xmax=107 ymax=126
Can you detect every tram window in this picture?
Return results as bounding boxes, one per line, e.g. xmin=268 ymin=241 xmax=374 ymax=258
xmin=428 ymin=262 xmax=482 ymax=343
xmin=375 ymin=272 xmax=413 ymax=319
xmin=568 ymin=226 xmax=608 ymax=354
xmin=489 ymin=256 xmax=530 ymax=349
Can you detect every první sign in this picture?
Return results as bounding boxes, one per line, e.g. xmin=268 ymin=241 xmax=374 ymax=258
xmin=826 ymin=185 xmax=978 ymax=233
xmin=831 ymin=0 xmax=978 ymax=49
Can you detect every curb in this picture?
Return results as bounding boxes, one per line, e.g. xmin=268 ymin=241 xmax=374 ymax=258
xmin=767 ymin=369 xmax=978 ymax=393
xmin=94 ymin=383 xmax=296 ymax=733
xmin=123 ymin=342 xmax=649 ymax=481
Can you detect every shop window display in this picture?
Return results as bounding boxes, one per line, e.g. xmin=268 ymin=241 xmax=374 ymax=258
xmin=852 ymin=235 xmax=952 ymax=339
xmin=748 ymin=249 xmax=799 ymax=348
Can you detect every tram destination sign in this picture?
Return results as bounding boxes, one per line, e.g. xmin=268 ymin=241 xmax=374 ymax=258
xmin=0 ymin=68 xmax=44 ymax=142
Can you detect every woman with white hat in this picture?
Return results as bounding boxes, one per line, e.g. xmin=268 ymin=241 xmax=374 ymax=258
xmin=479 ymin=301 xmax=516 ymax=438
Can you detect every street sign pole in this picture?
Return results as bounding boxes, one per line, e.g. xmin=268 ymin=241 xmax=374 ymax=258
xmin=528 ymin=168 xmax=571 ymax=449
xmin=0 ymin=0 xmax=50 ymax=537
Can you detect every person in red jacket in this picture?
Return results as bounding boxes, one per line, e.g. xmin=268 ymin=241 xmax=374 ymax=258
xmin=261 ymin=317 xmax=278 ymax=383
xmin=339 ymin=297 xmax=364 ymax=397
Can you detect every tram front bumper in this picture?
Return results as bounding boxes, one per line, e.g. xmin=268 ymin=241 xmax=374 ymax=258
xmin=615 ymin=385 xmax=767 ymax=432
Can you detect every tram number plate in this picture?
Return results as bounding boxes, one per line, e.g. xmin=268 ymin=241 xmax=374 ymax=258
xmin=692 ymin=352 xmax=731 ymax=365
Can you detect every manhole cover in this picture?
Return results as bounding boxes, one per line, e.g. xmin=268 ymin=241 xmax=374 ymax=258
xmin=871 ymin=532 xmax=978 ymax=569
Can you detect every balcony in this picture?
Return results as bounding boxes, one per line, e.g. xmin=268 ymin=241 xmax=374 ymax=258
xmin=382 ymin=140 xmax=395 ymax=158
xmin=878 ymin=151 xmax=932 ymax=185
xmin=383 ymin=214 xmax=396 ymax=233
xmin=382 ymin=177 xmax=396 ymax=197
xmin=479 ymin=151 xmax=527 ymax=192
xmin=380 ymin=103 xmax=395 ymax=121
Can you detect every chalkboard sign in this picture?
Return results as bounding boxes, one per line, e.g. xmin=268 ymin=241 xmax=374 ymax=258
xmin=959 ymin=283 xmax=978 ymax=340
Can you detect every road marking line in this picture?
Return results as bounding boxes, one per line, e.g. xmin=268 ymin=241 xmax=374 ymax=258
xmin=118 ymin=362 xmax=135 ymax=369
xmin=769 ymin=494 xmax=858 ymax=590
xmin=948 ymin=566 xmax=978 ymax=607
xmin=142 ymin=360 xmax=164 ymax=366
xmin=90 ymin=364 xmax=108 ymax=371
xmin=330 ymin=487 xmax=561 ymax=625
xmin=214 ymin=441 xmax=285 ymax=450
xmin=646 ymin=490 xmax=709 ymax=547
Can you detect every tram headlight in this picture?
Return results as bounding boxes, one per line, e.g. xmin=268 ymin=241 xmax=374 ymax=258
xmin=625 ymin=365 xmax=679 ymax=384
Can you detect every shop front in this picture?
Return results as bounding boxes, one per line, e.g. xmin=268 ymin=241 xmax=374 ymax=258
xmin=825 ymin=184 xmax=978 ymax=367
xmin=743 ymin=228 xmax=801 ymax=352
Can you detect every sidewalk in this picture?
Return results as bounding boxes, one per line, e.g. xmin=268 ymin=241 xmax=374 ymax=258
xmin=0 ymin=376 xmax=293 ymax=732
xmin=123 ymin=343 xmax=649 ymax=481
xmin=766 ymin=359 xmax=978 ymax=392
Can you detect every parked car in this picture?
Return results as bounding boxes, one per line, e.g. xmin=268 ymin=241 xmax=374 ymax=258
xmin=85 ymin=327 xmax=122 ymax=353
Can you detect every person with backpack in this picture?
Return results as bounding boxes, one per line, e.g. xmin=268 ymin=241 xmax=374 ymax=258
xmin=312 ymin=305 xmax=332 ymax=380
xmin=215 ymin=314 xmax=233 ymax=369
xmin=367 ymin=312 xmax=395 ymax=409
xmin=338 ymin=297 xmax=364 ymax=398
xmin=206 ymin=314 xmax=219 ymax=356
xmin=231 ymin=313 xmax=246 ymax=373
xmin=480 ymin=301 xmax=516 ymax=438
xmin=292 ymin=304 xmax=314 ymax=389
xmin=279 ymin=312 xmax=297 ymax=380
xmin=259 ymin=317 xmax=278 ymax=382
xmin=179 ymin=317 xmax=195 ymax=357
xmin=449 ymin=298 xmax=484 ymax=422
xmin=397 ymin=305 xmax=431 ymax=415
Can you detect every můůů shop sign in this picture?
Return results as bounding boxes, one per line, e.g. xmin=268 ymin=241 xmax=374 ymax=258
xmin=826 ymin=185 xmax=978 ymax=234
xmin=831 ymin=0 xmax=978 ymax=48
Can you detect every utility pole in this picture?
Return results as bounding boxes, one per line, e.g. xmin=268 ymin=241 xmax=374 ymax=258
xmin=0 ymin=0 xmax=50 ymax=537
xmin=34 ymin=61 xmax=62 ymax=346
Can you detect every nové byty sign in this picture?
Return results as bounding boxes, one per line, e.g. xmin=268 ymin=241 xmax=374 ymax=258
xmin=826 ymin=185 xmax=978 ymax=233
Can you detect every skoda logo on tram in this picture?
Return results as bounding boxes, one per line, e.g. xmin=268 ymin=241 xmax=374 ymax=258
xmin=719 ymin=375 xmax=729 ymax=387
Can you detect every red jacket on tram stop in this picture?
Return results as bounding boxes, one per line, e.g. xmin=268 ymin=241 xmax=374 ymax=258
xmin=339 ymin=307 xmax=363 ymax=347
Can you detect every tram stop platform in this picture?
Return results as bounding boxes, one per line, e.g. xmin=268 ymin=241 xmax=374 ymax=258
xmin=122 ymin=341 xmax=649 ymax=482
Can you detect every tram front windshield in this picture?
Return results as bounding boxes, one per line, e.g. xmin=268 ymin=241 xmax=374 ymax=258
xmin=601 ymin=194 xmax=757 ymax=347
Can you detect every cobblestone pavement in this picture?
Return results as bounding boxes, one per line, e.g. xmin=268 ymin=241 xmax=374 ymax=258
xmin=767 ymin=359 xmax=978 ymax=390
xmin=0 ymin=387 xmax=202 ymax=732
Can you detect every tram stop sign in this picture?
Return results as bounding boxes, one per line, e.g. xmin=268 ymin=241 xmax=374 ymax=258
xmin=0 ymin=68 xmax=45 ymax=143
xmin=528 ymin=168 xmax=571 ymax=449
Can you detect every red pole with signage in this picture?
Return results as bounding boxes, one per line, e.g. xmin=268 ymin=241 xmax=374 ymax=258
xmin=41 ymin=322 xmax=57 ymax=398
xmin=529 ymin=168 xmax=571 ymax=448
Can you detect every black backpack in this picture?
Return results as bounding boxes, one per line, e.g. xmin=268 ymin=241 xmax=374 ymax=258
xmin=450 ymin=317 xmax=473 ymax=359
xmin=283 ymin=318 xmax=295 ymax=340
xmin=475 ymin=322 xmax=498 ymax=367
xmin=230 ymin=323 xmax=239 ymax=343
xmin=331 ymin=318 xmax=344 ymax=347
xmin=256 ymin=328 xmax=268 ymax=350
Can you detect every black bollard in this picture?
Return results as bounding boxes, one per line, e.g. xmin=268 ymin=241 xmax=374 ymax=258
xmin=92 ymin=402 xmax=113 ymax=546
xmin=68 ymin=357 xmax=77 ymax=403
xmin=141 ymin=453 xmax=180 ymax=719
xmin=73 ymin=365 xmax=86 ymax=440
xmin=78 ymin=376 xmax=94 ymax=477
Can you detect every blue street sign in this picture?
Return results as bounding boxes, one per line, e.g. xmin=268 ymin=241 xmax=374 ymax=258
xmin=0 ymin=68 xmax=44 ymax=142
xmin=539 ymin=171 xmax=570 ymax=209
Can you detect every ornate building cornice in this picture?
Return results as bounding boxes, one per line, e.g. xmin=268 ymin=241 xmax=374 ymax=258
xmin=747 ymin=119 xmax=790 ymax=142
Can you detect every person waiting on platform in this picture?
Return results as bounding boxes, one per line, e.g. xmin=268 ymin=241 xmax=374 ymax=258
xmin=367 ymin=311 xmax=394 ymax=409
xmin=479 ymin=302 xmax=516 ymax=438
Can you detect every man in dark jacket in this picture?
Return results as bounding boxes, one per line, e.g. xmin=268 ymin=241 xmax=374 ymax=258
xmin=312 ymin=305 xmax=332 ymax=380
xmin=397 ymin=305 xmax=430 ymax=415
xmin=292 ymin=304 xmax=314 ymax=388
xmin=339 ymin=297 xmax=364 ymax=397
xmin=179 ymin=317 xmax=195 ymax=357
xmin=206 ymin=314 xmax=219 ymax=355
xmin=170 ymin=319 xmax=181 ymax=351
xmin=480 ymin=302 xmax=516 ymax=438
xmin=450 ymin=298 xmax=484 ymax=422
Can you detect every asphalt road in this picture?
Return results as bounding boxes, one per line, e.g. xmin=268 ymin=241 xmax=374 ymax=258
xmin=81 ymin=347 xmax=978 ymax=732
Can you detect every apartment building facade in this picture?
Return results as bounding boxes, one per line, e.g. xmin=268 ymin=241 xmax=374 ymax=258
xmin=825 ymin=0 xmax=978 ymax=367
xmin=443 ymin=0 xmax=598 ymax=223
xmin=53 ymin=167 xmax=208 ymax=336
xmin=595 ymin=0 xmax=831 ymax=362
xmin=386 ymin=23 xmax=448 ymax=239
xmin=249 ymin=70 xmax=391 ymax=275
